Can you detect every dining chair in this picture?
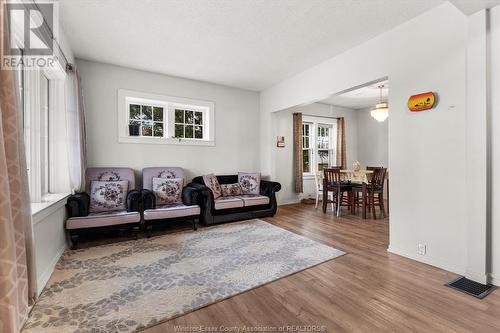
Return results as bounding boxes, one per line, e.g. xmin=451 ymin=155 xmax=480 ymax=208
xmin=323 ymin=167 xmax=352 ymax=216
xmin=314 ymin=172 xmax=334 ymax=211
xmin=352 ymin=167 xmax=387 ymax=219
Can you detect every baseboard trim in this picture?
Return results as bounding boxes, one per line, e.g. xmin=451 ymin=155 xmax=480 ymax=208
xmin=278 ymin=199 xmax=300 ymax=206
xmin=490 ymin=274 xmax=499 ymax=287
xmin=387 ymin=245 xmax=466 ymax=277
xmin=37 ymin=245 xmax=67 ymax=296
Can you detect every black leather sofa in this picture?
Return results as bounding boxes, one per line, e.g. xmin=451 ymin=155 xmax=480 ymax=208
xmin=189 ymin=175 xmax=281 ymax=225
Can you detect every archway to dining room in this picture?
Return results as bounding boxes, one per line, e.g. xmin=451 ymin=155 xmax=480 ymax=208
xmin=270 ymin=77 xmax=390 ymax=235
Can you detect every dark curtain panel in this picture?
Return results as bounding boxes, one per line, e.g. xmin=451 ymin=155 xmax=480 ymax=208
xmin=336 ymin=117 xmax=346 ymax=169
xmin=293 ymin=113 xmax=303 ymax=193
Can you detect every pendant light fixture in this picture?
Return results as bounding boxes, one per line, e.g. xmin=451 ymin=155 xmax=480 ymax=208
xmin=370 ymin=85 xmax=389 ymax=122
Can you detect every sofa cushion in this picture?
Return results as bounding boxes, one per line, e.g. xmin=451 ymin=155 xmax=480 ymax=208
xmin=89 ymin=180 xmax=128 ymax=213
xmin=152 ymin=177 xmax=183 ymax=205
xmin=66 ymin=210 xmax=140 ymax=229
xmin=221 ymin=183 xmax=242 ymax=197
xmin=214 ymin=196 xmax=244 ymax=210
xmin=238 ymin=172 xmax=261 ymax=195
xmin=144 ymin=204 xmax=200 ymax=220
xmin=241 ymin=195 xmax=270 ymax=207
xmin=203 ymin=173 xmax=222 ymax=199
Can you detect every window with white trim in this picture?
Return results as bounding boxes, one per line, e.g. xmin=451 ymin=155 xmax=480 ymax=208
xmin=118 ymin=89 xmax=215 ymax=146
xmin=22 ymin=66 xmax=66 ymax=202
xmin=302 ymin=117 xmax=337 ymax=175
xmin=302 ymin=123 xmax=312 ymax=174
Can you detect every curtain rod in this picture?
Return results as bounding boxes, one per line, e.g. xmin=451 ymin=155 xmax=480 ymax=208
xmin=31 ymin=1 xmax=74 ymax=72
xmin=302 ymin=114 xmax=341 ymax=120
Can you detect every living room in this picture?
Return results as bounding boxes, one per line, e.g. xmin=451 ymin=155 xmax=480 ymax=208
xmin=1 ymin=1 xmax=500 ymax=333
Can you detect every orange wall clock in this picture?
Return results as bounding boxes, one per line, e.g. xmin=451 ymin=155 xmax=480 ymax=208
xmin=408 ymin=92 xmax=436 ymax=112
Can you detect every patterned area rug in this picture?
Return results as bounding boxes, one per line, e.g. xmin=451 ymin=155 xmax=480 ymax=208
xmin=23 ymin=219 xmax=345 ymax=333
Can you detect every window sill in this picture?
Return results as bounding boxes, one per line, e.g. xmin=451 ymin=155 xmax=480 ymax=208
xmin=118 ymin=136 xmax=215 ymax=146
xmin=31 ymin=193 xmax=70 ymax=225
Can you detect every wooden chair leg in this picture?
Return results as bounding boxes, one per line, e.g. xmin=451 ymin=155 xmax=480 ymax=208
xmin=322 ymin=189 xmax=327 ymax=213
xmin=337 ymin=192 xmax=342 ymax=217
xmin=379 ymin=192 xmax=385 ymax=218
xmin=371 ymin=192 xmax=376 ymax=219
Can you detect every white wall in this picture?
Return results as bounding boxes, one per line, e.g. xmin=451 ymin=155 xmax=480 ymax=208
xmin=491 ymin=5 xmax=500 ymax=286
xmin=273 ymin=103 xmax=359 ymax=203
xmin=261 ymin=3 xmax=471 ymax=276
xmin=77 ymin=60 xmax=261 ymax=184
xmin=356 ymin=108 xmax=389 ymax=168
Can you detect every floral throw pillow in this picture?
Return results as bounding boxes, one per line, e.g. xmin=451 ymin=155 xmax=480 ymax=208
xmin=90 ymin=180 xmax=128 ymax=213
xmin=203 ymin=174 xmax=222 ymax=199
xmin=221 ymin=183 xmax=243 ymax=197
xmin=152 ymin=177 xmax=184 ymax=206
xmin=238 ymin=172 xmax=261 ymax=195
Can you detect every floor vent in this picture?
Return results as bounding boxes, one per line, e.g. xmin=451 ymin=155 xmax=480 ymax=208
xmin=445 ymin=276 xmax=496 ymax=299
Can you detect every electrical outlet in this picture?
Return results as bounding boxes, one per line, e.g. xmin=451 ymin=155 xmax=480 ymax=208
xmin=418 ymin=243 xmax=426 ymax=256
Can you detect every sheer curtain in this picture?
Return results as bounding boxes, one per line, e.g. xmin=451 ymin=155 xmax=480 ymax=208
xmin=0 ymin=4 xmax=36 ymax=331
xmin=65 ymin=70 xmax=87 ymax=193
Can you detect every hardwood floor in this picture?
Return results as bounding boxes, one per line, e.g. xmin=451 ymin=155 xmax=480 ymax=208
xmin=125 ymin=204 xmax=500 ymax=332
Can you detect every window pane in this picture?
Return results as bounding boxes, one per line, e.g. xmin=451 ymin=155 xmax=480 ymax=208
xmin=185 ymin=125 xmax=194 ymax=138
xmin=175 ymin=124 xmax=184 ymax=137
xmin=142 ymin=123 xmax=152 ymax=136
xmin=129 ymin=104 xmax=140 ymax=119
xmin=194 ymin=111 xmax=203 ymax=125
xmin=194 ymin=126 xmax=203 ymax=139
xmin=153 ymin=107 xmax=163 ymax=121
xmin=318 ymin=150 xmax=329 ymax=171
xmin=175 ymin=109 xmax=184 ymax=123
xmin=142 ymin=105 xmax=152 ymax=120
xmin=303 ymin=150 xmax=310 ymax=173
xmin=129 ymin=120 xmax=140 ymax=126
xmin=153 ymin=122 xmax=163 ymax=137
xmin=185 ymin=110 xmax=194 ymax=124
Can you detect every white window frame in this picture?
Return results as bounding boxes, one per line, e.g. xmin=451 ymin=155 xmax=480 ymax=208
xmin=302 ymin=116 xmax=337 ymax=177
xmin=24 ymin=65 xmax=66 ymax=202
xmin=118 ymin=89 xmax=215 ymax=146
xmin=302 ymin=122 xmax=313 ymax=176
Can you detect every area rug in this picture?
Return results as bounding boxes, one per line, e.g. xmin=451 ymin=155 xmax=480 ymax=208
xmin=23 ymin=219 xmax=345 ymax=333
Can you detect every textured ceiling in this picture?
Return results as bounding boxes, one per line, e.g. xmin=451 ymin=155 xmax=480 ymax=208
xmin=60 ymin=0 xmax=446 ymax=91
xmin=59 ymin=0 xmax=500 ymax=91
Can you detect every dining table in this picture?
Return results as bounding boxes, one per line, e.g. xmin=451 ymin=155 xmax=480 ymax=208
xmin=322 ymin=169 xmax=388 ymax=219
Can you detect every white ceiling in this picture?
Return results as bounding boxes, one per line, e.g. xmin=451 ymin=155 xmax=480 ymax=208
xmin=59 ymin=0 xmax=500 ymax=91
xmin=320 ymin=80 xmax=388 ymax=109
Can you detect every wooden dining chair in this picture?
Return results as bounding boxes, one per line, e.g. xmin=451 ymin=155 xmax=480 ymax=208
xmin=323 ymin=167 xmax=352 ymax=217
xmin=315 ymin=172 xmax=334 ymax=211
xmin=352 ymin=167 xmax=387 ymax=219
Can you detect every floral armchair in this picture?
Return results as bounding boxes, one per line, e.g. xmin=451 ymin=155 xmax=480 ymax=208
xmin=141 ymin=167 xmax=200 ymax=236
xmin=65 ymin=167 xmax=142 ymax=248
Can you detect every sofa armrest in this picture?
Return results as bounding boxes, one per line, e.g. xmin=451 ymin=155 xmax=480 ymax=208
xmin=182 ymin=186 xmax=199 ymax=206
xmin=127 ymin=189 xmax=142 ymax=212
xmin=141 ymin=189 xmax=156 ymax=210
xmin=260 ymin=180 xmax=281 ymax=197
xmin=66 ymin=192 xmax=90 ymax=218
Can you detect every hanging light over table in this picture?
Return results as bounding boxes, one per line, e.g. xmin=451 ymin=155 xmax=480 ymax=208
xmin=370 ymin=85 xmax=389 ymax=122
